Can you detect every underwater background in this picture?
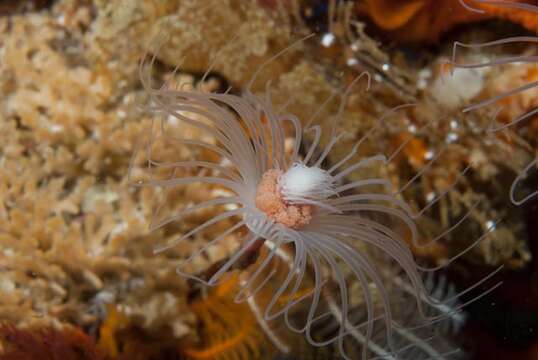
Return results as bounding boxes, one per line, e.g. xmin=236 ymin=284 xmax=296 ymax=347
xmin=0 ymin=0 xmax=537 ymax=359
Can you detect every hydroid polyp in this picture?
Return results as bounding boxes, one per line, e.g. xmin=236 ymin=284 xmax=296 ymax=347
xmin=130 ymin=34 xmax=503 ymax=359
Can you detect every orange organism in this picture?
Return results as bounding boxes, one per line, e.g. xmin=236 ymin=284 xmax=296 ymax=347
xmin=0 ymin=323 xmax=103 ymax=360
xmin=359 ymin=0 xmax=538 ymax=43
xmin=182 ymin=273 xmax=268 ymax=360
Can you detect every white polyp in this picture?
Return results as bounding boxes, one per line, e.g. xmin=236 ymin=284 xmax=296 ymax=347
xmin=279 ymin=163 xmax=337 ymax=203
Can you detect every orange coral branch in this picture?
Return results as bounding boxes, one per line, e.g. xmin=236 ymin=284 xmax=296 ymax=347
xmin=183 ymin=326 xmax=250 ymax=359
xmin=184 ymin=272 xmax=268 ymax=359
xmin=97 ymin=304 xmax=129 ymax=359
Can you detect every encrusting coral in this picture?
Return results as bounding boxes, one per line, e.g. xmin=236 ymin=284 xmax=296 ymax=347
xmin=0 ymin=323 xmax=104 ymax=360
xmin=148 ymin=0 xmax=295 ymax=90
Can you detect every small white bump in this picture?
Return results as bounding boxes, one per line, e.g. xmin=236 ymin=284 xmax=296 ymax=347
xmin=424 ymin=150 xmax=434 ymax=160
xmin=321 ymin=33 xmax=335 ymax=48
xmin=446 ymin=133 xmax=459 ymax=143
xmin=486 ymin=220 xmax=496 ymax=230
xmin=347 ymin=58 xmax=358 ymax=67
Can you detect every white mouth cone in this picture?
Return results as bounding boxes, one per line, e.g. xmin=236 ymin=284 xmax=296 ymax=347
xmin=279 ymin=163 xmax=337 ymax=203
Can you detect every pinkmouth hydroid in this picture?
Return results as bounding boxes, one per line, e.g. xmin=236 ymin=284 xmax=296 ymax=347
xmin=130 ymin=34 xmax=503 ymax=359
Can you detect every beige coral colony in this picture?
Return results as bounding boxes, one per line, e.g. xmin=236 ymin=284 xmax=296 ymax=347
xmin=0 ymin=1 xmax=537 ymax=359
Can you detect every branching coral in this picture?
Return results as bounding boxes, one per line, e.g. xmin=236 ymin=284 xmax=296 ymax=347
xmin=0 ymin=6 xmax=196 ymax=340
xmin=0 ymin=2 xmax=304 ymax=351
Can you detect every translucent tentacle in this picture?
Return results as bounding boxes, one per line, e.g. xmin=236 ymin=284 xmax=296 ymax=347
xmin=154 ymin=208 xmax=245 ymax=254
xmin=510 ymin=158 xmax=538 ymax=205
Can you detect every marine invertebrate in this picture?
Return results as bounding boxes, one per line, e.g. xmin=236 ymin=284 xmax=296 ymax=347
xmin=97 ymin=304 xmax=129 ymax=359
xmin=358 ymin=0 xmax=538 ymax=43
xmin=453 ymin=0 xmax=538 ymax=206
xmin=264 ymin=237 xmax=465 ymax=358
xmin=96 ymin=303 xmax=187 ymax=360
xmin=0 ymin=8 xmax=198 ymax=345
xmin=182 ymin=272 xmax=275 ymax=359
xmin=131 ymin=35 xmax=502 ymax=359
xmin=0 ymin=323 xmax=103 ymax=360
